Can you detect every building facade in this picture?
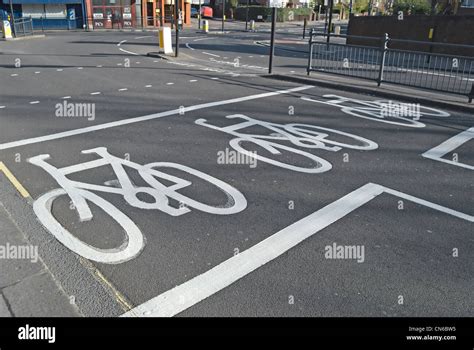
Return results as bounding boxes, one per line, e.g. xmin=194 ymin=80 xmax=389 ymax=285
xmin=84 ymin=0 xmax=191 ymax=29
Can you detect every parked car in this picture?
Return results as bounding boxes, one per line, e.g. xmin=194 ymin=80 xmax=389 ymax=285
xmin=190 ymin=8 xmax=199 ymax=18
xmin=200 ymin=6 xmax=213 ymax=18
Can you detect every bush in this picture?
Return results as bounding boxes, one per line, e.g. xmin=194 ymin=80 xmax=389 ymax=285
xmin=392 ymin=0 xmax=431 ymax=15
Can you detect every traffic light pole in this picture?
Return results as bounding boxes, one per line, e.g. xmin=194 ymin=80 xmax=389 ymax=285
xmin=326 ymin=0 xmax=334 ymax=44
xmin=268 ymin=6 xmax=276 ymax=74
xmin=175 ymin=0 xmax=179 ymax=57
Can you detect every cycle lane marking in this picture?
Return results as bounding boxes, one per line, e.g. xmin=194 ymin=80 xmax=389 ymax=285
xmin=422 ymin=126 xmax=474 ymax=170
xmin=0 ymin=85 xmax=312 ymax=151
xmin=121 ymin=182 xmax=473 ymax=317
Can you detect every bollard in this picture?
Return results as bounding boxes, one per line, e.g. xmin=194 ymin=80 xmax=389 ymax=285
xmin=249 ymin=20 xmax=255 ymax=32
xmin=202 ymin=19 xmax=209 ymax=33
xmin=2 ymin=20 xmax=13 ymax=39
xmin=334 ymin=25 xmax=341 ymax=35
xmin=158 ymin=27 xmax=173 ymax=55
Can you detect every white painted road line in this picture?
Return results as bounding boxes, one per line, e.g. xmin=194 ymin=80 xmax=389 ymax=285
xmin=77 ymin=67 xmax=83 ymax=70
xmin=189 ymin=80 xmax=197 ymax=83
xmin=185 ymin=43 xmax=195 ymax=51
xmin=11 ymin=74 xmax=18 ymax=77
xmin=119 ymin=48 xmax=140 ymax=56
xmin=62 ymin=96 xmax=71 ymax=100
xmin=122 ymin=182 xmax=473 ymax=317
xmin=90 ymin=92 xmax=101 ymax=95
xmin=57 ymin=69 xmax=63 ymax=72
xmin=422 ymin=127 xmax=474 ymax=170
xmin=0 ymin=86 xmax=312 ymax=151
xmin=166 ymin=82 xmax=174 ymax=85
xmin=29 ymin=101 xmax=40 ymax=105
xmin=117 ymin=40 xmax=127 ymax=46
xmin=0 ymin=106 xmax=5 ymax=109
xmin=118 ymin=88 xmax=128 ymax=92
xmin=145 ymin=85 xmax=152 ymax=88
xmin=34 ymin=71 xmax=41 ymax=74
xmin=202 ymin=52 xmax=220 ymax=58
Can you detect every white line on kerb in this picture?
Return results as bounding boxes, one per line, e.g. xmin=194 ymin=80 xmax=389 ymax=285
xmin=121 ymin=182 xmax=473 ymax=317
xmin=0 ymin=86 xmax=312 ymax=151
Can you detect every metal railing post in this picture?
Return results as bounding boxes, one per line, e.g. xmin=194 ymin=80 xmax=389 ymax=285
xmin=376 ymin=33 xmax=389 ymax=87
xmin=303 ymin=18 xmax=307 ymax=39
xmin=307 ymin=28 xmax=314 ymax=76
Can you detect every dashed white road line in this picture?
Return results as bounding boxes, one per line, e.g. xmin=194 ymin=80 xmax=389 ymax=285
xmin=57 ymin=69 xmax=63 ymax=72
xmin=211 ymin=77 xmax=219 ymax=80
xmin=202 ymin=51 xmax=220 ymax=58
xmin=96 ymin=65 xmax=103 ymax=68
xmin=0 ymin=86 xmax=312 ymax=151
xmin=62 ymin=96 xmax=71 ymax=100
xmin=0 ymin=106 xmax=5 ymax=109
xmin=118 ymin=88 xmax=128 ymax=92
xmin=189 ymin=80 xmax=197 ymax=82
xmin=11 ymin=74 xmax=18 ymax=77
xmin=29 ymin=101 xmax=40 ymax=104
xmin=77 ymin=67 xmax=83 ymax=70
xmin=34 ymin=71 xmax=41 ymax=74
xmin=166 ymin=82 xmax=174 ymax=85
xmin=145 ymin=84 xmax=152 ymax=88
xmin=90 ymin=92 xmax=101 ymax=95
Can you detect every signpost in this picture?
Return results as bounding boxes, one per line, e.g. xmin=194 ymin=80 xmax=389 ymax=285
xmin=268 ymin=0 xmax=281 ymax=74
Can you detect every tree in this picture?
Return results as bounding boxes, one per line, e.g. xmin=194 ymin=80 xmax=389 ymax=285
xmin=392 ymin=0 xmax=431 ymax=14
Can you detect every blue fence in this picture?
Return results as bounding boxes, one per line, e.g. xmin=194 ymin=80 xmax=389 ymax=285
xmin=31 ymin=17 xmax=83 ymax=30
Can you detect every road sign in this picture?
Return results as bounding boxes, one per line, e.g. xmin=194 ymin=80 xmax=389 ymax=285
xmin=268 ymin=0 xmax=284 ymax=7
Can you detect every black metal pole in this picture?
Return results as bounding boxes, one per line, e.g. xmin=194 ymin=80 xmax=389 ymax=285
xmin=175 ymin=0 xmax=179 ymax=57
xmin=9 ymin=0 xmax=15 ymax=36
xmin=268 ymin=6 xmax=276 ymax=74
xmin=245 ymin=0 xmax=249 ymax=31
xmin=222 ymin=0 xmax=225 ymax=32
xmin=326 ymin=0 xmax=333 ymax=44
xmin=198 ymin=0 xmax=202 ymax=29
xmin=349 ymin=0 xmax=353 ymax=15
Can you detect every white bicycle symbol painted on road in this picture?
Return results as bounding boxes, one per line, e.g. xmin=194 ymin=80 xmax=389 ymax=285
xmin=28 ymin=147 xmax=247 ymax=264
xmin=195 ymin=114 xmax=378 ymax=173
xmin=301 ymin=94 xmax=450 ymax=128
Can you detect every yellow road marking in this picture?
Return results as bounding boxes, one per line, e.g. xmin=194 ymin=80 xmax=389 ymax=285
xmin=0 ymin=161 xmax=31 ymax=198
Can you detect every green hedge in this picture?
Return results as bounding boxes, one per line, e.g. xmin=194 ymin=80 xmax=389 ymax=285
xmin=234 ymin=6 xmax=313 ymax=22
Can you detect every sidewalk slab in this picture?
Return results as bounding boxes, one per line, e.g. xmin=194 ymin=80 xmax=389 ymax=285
xmin=0 ymin=198 xmax=80 ymax=317
xmin=264 ymin=72 xmax=474 ymax=113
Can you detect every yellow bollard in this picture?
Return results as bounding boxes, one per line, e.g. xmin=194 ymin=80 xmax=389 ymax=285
xmin=202 ymin=19 xmax=209 ymax=33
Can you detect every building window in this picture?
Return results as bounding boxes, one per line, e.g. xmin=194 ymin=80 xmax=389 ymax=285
xmin=461 ymin=0 xmax=474 ymax=7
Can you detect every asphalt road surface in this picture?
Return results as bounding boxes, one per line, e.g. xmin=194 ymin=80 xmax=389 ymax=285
xmin=0 ymin=27 xmax=472 ymax=317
